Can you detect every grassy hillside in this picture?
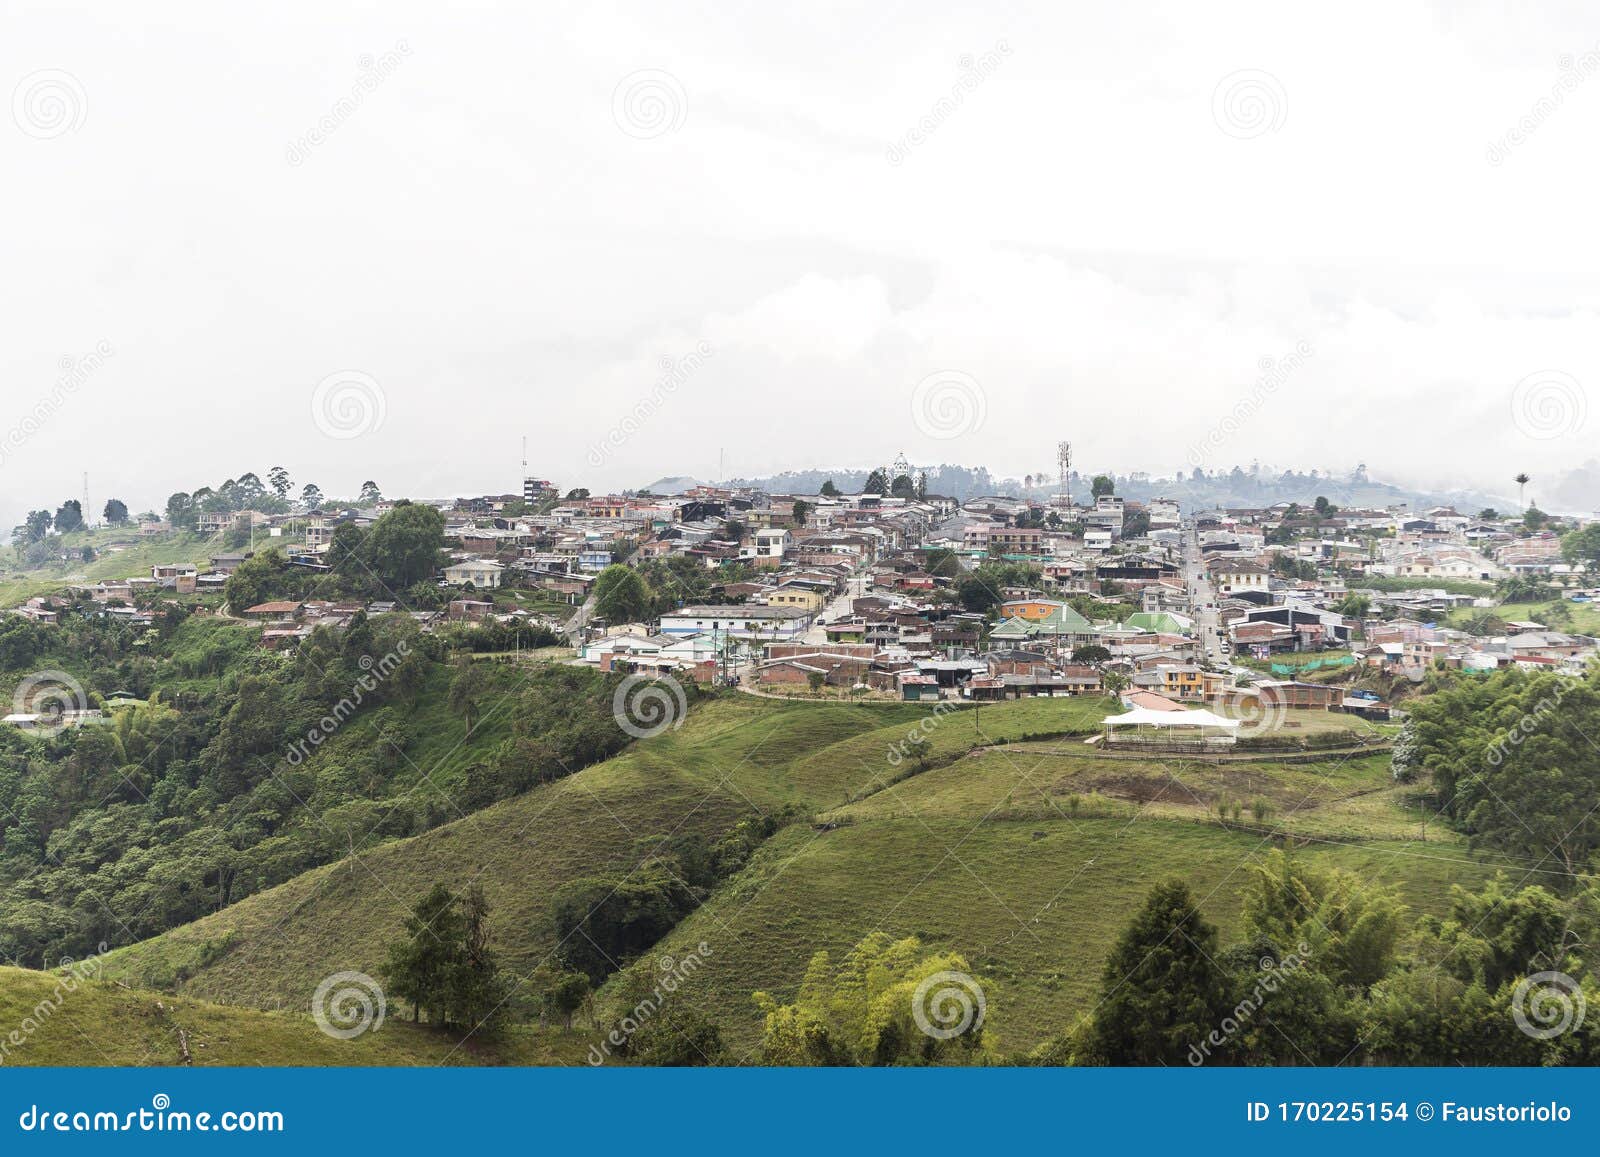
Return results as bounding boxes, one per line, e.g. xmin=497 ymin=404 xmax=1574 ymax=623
xmin=98 ymin=696 xmax=1109 ymax=1005
xmin=0 ymin=528 xmax=295 ymax=608
xmin=644 ymin=816 xmax=1501 ymax=1058
xmin=0 ymin=966 xmax=592 ymax=1066
xmin=85 ymin=692 xmax=1517 ymax=1065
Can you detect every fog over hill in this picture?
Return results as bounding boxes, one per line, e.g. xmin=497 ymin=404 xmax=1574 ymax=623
xmin=724 ymin=462 xmax=1512 ymax=515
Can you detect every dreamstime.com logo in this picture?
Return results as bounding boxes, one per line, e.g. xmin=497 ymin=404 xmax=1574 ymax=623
xmin=910 ymin=370 xmax=986 ymax=440
xmin=1187 ymin=341 xmax=1313 ymax=466
xmin=11 ymin=670 xmax=90 ymax=737
xmin=587 ymin=342 xmax=714 ymax=467
xmin=285 ymin=42 xmax=411 ymax=165
xmin=886 ymin=699 xmax=960 ymax=767
xmin=1512 ymin=971 xmax=1586 ymax=1041
xmin=911 ymin=970 xmax=986 ymax=1040
xmin=885 ymin=43 xmax=1011 ymax=166
xmin=1509 ymin=369 xmax=1586 ymax=441
xmin=1486 ymin=678 xmax=1575 ymax=767
xmin=311 ymin=970 xmax=386 ymax=1040
xmin=1 ymin=341 xmax=114 ymax=469
xmin=285 ymin=641 xmax=412 ymax=764
xmin=1189 ymin=941 xmax=1312 ymax=1065
xmin=0 ymin=943 xmax=110 ymax=1066
xmin=12 ymin=69 xmax=87 ymax=139
xmin=1212 ymin=69 xmax=1287 ymax=140
xmin=588 ymin=942 xmax=714 ymax=1065
xmin=311 ymin=369 xmax=387 ymax=440
xmin=612 ymin=673 xmax=687 ymax=739
xmin=1223 ymin=688 xmax=1288 ymax=740
xmin=612 ymin=69 xmax=687 ymax=139
xmin=17 ymin=1094 xmax=283 ymax=1134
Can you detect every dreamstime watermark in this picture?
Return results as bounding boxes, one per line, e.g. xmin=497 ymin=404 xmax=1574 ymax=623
xmin=1187 ymin=941 xmax=1312 ymax=1065
xmin=612 ymin=69 xmax=687 ymax=139
xmin=886 ymin=43 xmax=1011 ymax=165
xmin=1212 ymin=70 xmax=1287 ymax=139
xmin=1 ymin=342 xmax=114 ymax=468
xmin=911 ymin=969 xmax=986 ymax=1040
xmin=1509 ymin=369 xmax=1586 ymax=441
xmin=285 ymin=42 xmax=411 ymax=165
xmin=311 ymin=970 xmax=386 ymax=1040
xmin=285 ymin=642 xmax=412 ymax=765
xmin=910 ymin=370 xmax=987 ymax=440
xmin=1486 ymin=677 xmax=1577 ymax=766
xmin=10 ymin=670 xmax=91 ymax=737
xmin=1512 ymin=970 xmax=1585 ymax=1040
xmin=0 ymin=942 xmax=110 ymax=1065
xmin=587 ymin=342 xmax=714 ymax=467
xmin=1187 ymin=341 xmax=1313 ymax=466
xmin=886 ymin=699 xmax=961 ymax=767
xmin=1222 ymin=687 xmax=1288 ymax=740
xmin=12 ymin=69 xmax=87 ymax=139
xmin=311 ymin=369 xmax=387 ymax=440
xmin=587 ymin=942 xmax=713 ymax=1064
xmin=18 ymin=1095 xmax=284 ymax=1134
xmin=612 ymin=673 xmax=687 ymax=739
xmin=1487 ymin=47 xmax=1600 ymax=166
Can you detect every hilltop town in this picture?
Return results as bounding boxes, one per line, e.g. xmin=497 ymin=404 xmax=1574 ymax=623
xmin=6 ymin=463 xmax=1598 ymax=732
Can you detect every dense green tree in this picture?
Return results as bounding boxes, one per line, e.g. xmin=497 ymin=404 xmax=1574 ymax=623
xmin=1090 ymin=474 xmax=1115 ymax=499
xmin=593 ymin=564 xmax=651 ymax=624
xmin=54 ymin=499 xmax=84 ymax=533
xmin=535 ymin=968 xmax=592 ymax=1029
xmin=1088 ymin=879 xmax=1230 ymax=1064
xmin=364 ymin=502 xmax=445 ymax=590
xmin=381 ymin=882 xmax=507 ymax=1031
xmin=1562 ymin=523 xmax=1600 ymax=572
xmin=1239 ymin=851 xmax=1405 ymax=989
xmin=22 ymin=509 xmax=53 ymax=542
xmin=1407 ymin=668 xmax=1600 ymax=878
xmin=102 ymin=498 xmax=129 ymax=525
xmin=753 ymin=932 xmax=990 ymax=1065
xmin=551 ymin=868 xmax=699 ymax=983
xmin=448 ymin=659 xmax=489 ymax=736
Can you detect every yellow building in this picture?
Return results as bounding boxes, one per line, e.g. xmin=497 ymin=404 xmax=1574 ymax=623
xmin=766 ymin=587 xmax=827 ymax=612
xmin=1159 ymin=664 xmax=1206 ymax=700
xmin=999 ymin=599 xmax=1066 ymax=622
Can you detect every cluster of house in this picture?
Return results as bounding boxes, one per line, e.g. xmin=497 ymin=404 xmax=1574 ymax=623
xmin=426 ymin=482 xmax=953 ymax=605
xmin=1359 ymin=619 xmax=1597 ymax=679
xmin=9 ymin=481 xmax=1598 ymax=717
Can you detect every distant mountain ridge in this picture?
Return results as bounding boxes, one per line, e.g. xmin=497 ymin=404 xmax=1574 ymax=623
xmin=726 ymin=463 xmax=1504 ymax=514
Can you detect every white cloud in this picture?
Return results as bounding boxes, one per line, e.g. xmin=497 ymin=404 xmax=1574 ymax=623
xmin=4 ymin=0 xmax=1600 ymax=532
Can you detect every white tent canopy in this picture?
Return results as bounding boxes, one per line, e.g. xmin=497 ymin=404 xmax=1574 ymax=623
xmin=1103 ymin=708 xmax=1240 ymax=730
xmin=1102 ymin=707 xmax=1241 ymax=745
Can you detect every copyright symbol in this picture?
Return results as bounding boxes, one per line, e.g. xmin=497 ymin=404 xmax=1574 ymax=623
xmin=1416 ymin=1102 xmax=1434 ymax=1121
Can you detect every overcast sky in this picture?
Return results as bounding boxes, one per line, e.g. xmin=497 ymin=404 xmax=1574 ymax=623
xmin=5 ymin=0 xmax=1600 ymax=532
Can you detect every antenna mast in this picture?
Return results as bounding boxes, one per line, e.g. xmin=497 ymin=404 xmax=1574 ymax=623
xmin=1057 ymin=441 xmax=1072 ymax=510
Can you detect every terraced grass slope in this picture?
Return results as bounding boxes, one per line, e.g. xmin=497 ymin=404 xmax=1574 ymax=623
xmin=644 ymin=818 xmax=1501 ymax=1059
xmin=89 ymin=694 xmax=1505 ymax=1063
xmin=102 ymin=696 xmax=1103 ymax=1007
